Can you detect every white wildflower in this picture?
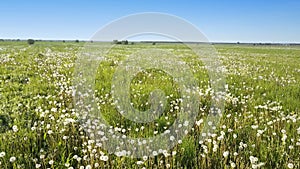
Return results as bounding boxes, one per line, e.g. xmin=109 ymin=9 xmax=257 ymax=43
xmin=223 ymin=151 xmax=229 ymax=158
xmin=287 ymin=163 xmax=294 ymax=169
xmin=12 ymin=125 xmax=18 ymax=132
xmin=0 ymin=152 xmax=5 ymax=158
xmin=10 ymin=156 xmax=16 ymax=163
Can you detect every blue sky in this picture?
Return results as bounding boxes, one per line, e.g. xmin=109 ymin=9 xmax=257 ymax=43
xmin=0 ymin=0 xmax=299 ymax=43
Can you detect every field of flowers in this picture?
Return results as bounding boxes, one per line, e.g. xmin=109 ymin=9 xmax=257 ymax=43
xmin=0 ymin=41 xmax=299 ymax=168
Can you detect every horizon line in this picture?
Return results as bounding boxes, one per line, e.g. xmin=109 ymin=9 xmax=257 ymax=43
xmin=1 ymin=38 xmax=300 ymax=44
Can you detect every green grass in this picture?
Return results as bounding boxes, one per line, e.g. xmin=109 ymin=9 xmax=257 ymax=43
xmin=0 ymin=41 xmax=300 ymax=168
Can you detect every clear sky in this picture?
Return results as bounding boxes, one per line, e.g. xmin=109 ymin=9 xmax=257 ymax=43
xmin=0 ymin=0 xmax=299 ymax=43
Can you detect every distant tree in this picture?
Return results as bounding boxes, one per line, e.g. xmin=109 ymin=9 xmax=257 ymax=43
xmin=90 ymin=40 xmax=93 ymax=43
xmin=152 ymin=42 xmax=156 ymax=45
xmin=17 ymin=39 xmax=20 ymax=41
xmin=27 ymin=39 xmax=35 ymax=45
xmin=237 ymin=42 xmax=240 ymax=44
xmin=62 ymin=40 xmax=66 ymax=43
xmin=122 ymin=40 xmax=128 ymax=45
xmin=112 ymin=40 xmax=119 ymax=44
xmin=0 ymin=39 xmax=4 ymax=42
xmin=75 ymin=40 xmax=79 ymax=43
xmin=131 ymin=42 xmax=134 ymax=45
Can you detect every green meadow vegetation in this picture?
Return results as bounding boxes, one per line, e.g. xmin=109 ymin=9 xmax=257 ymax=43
xmin=0 ymin=41 xmax=299 ymax=168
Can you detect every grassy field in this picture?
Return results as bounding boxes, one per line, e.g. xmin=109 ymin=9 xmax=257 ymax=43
xmin=0 ymin=41 xmax=300 ymax=168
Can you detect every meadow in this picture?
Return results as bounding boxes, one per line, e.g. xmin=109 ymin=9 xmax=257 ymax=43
xmin=0 ymin=41 xmax=299 ymax=169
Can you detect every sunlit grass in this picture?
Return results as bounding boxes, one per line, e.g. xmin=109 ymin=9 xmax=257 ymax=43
xmin=0 ymin=41 xmax=299 ymax=168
